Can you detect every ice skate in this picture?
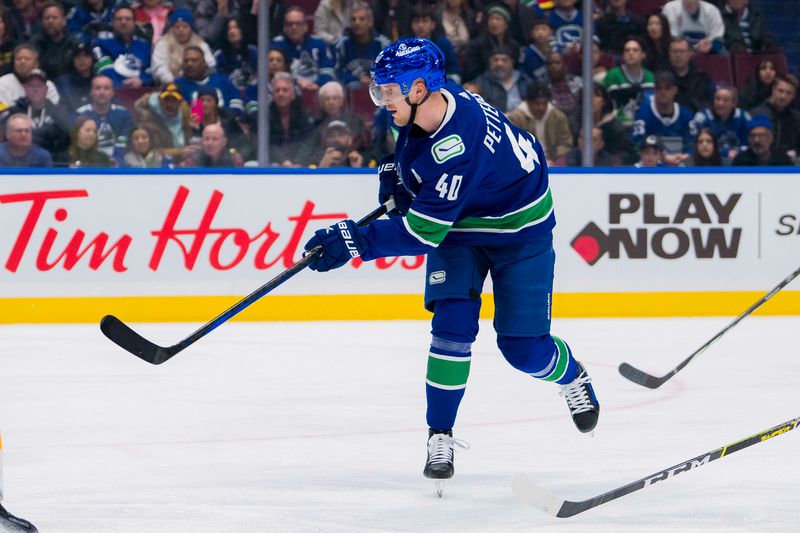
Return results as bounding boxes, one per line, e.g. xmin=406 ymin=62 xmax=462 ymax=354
xmin=559 ymin=361 xmax=600 ymax=434
xmin=423 ymin=429 xmax=468 ymax=497
xmin=0 ymin=503 xmax=37 ymax=532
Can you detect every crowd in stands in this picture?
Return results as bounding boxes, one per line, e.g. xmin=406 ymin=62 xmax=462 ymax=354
xmin=0 ymin=0 xmax=798 ymax=168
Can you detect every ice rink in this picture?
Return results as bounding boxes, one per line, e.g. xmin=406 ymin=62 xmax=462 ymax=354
xmin=0 ymin=316 xmax=798 ymax=532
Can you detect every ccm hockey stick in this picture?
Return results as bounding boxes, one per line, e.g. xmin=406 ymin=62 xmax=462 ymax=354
xmin=513 ymin=416 xmax=800 ymax=518
xmin=0 ymin=504 xmax=37 ymax=532
xmin=100 ymin=200 xmax=394 ymax=365
xmin=619 ymin=264 xmax=800 ymax=389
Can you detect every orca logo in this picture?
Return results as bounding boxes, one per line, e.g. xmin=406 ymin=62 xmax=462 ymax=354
xmin=572 ymin=193 xmax=743 ymax=265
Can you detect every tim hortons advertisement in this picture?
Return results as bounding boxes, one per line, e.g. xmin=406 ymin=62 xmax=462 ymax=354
xmin=0 ymin=170 xmax=798 ymax=299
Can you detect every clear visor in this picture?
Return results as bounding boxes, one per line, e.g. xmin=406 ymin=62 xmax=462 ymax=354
xmin=368 ymin=83 xmax=406 ymax=107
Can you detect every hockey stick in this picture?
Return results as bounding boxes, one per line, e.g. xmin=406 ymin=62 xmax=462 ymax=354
xmin=0 ymin=503 xmax=37 ymax=532
xmin=619 ymin=264 xmax=800 ymax=389
xmin=100 ymin=200 xmax=394 ymax=365
xmin=513 ymin=416 xmax=799 ymax=518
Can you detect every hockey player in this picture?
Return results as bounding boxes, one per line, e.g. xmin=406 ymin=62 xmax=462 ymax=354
xmin=302 ymin=38 xmax=599 ymax=494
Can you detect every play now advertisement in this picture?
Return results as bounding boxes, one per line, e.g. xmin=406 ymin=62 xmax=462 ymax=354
xmin=0 ymin=170 xmax=798 ymax=298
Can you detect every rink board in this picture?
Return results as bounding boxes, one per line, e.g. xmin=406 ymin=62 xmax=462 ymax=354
xmin=0 ymin=168 xmax=798 ymax=323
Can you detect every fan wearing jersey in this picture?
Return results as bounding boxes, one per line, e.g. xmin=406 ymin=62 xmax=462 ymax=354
xmin=302 ymin=38 xmax=600 ymax=489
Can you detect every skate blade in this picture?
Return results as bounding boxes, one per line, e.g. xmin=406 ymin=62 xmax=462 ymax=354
xmin=435 ymin=480 xmax=445 ymax=498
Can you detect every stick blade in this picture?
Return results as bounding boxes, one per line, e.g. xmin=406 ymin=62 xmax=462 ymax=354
xmin=618 ymin=362 xmax=666 ymax=389
xmin=512 ymin=473 xmax=565 ymax=517
xmin=100 ymin=315 xmax=175 ymax=365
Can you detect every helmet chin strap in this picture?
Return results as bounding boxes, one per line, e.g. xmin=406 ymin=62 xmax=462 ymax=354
xmin=405 ymin=89 xmax=431 ymax=126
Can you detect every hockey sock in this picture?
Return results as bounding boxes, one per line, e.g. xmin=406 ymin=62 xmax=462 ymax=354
xmin=497 ymin=334 xmax=578 ymax=385
xmin=426 ymin=299 xmax=480 ymax=430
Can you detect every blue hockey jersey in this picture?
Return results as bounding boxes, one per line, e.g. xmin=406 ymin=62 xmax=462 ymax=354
xmin=693 ymin=107 xmax=751 ymax=155
xmin=270 ymin=35 xmax=335 ymax=86
xmin=175 ymin=74 xmax=244 ymax=114
xmin=549 ymin=9 xmax=583 ymax=49
xmin=92 ymin=32 xmax=153 ymax=87
xmin=74 ymin=103 xmax=134 ymax=162
xmin=632 ymin=96 xmax=697 ymax=154
xmin=360 ymin=82 xmax=554 ymax=261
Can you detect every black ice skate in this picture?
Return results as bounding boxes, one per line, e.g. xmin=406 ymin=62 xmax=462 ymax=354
xmin=559 ymin=361 xmax=600 ymax=434
xmin=423 ymin=429 xmax=468 ymax=497
xmin=0 ymin=503 xmax=38 ymax=532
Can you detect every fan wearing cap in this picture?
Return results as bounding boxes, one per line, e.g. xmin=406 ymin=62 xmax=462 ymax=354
xmin=311 ymin=119 xmax=365 ymax=168
xmin=151 ymin=7 xmax=216 ymax=85
xmin=732 ymin=115 xmax=794 ymax=166
xmin=0 ymin=43 xmax=61 ymax=107
xmin=93 ymin=4 xmax=153 ymax=88
xmin=54 ymin=41 xmax=95 ymax=111
xmin=302 ymin=37 xmax=600 ymax=490
xmin=134 ymin=82 xmax=197 ymax=163
xmin=7 ymin=68 xmax=70 ymax=163
xmin=634 ymin=134 xmax=665 ymax=167
xmin=462 ymin=5 xmax=520 ymax=83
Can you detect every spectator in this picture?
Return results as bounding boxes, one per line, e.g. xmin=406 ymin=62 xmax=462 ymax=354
xmin=751 ymin=75 xmax=800 ymax=160
xmin=8 ymin=0 xmax=40 ymax=43
xmin=642 ymin=11 xmax=672 ymax=73
xmin=191 ymin=85 xmax=252 ymax=161
xmin=462 ymin=5 xmax=520 ymax=83
xmin=556 ymin=126 xmax=621 ymax=167
xmin=0 ymin=43 xmax=60 ymax=105
xmin=693 ymin=85 xmax=750 ymax=160
xmin=266 ymin=72 xmax=314 ymax=166
xmin=74 ymin=75 xmax=133 ymax=163
xmin=124 ymin=125 xmax=171 ymax=167
xmin=596 ymin=0 xmax=646 ymax=57
xmin=271 ymin=6 xmax=335 ymax=91
xmin=662 ymin=0 xmax=725 ymax=54
xmin=592 ymin=82 xmax=636 ymax=164
xmin=496 ymin=0 xmax=544 ymax=48
xmin=133 ymin=83 xmax=196 ymax=163
xmin=409 ymin=4 xmax=462 ymax=84
xmin=684 ymin=127 xmax=724 ymax=166
xmin=739 ymin=57 xmax=777 ymax=110
xmin=543 ymin=50 xmax=582 ymax=136
xmin=472 ymin=45 xmax=531 ymax=113
xmin=520 ymin=18 xmax=554 ymax=82
xmin=732 ymin=115 xmax=794 ymax=166
xmin=31 ymin=1 xmax=79 ymax=80
xmin=55 ymin=40 xmax=95 ymax=111
xmin=603 ymin=37 xmax=654 ymax=125
xmin=134 ymin=0 xmax=170 ymax=44
xmin=93 ymin=5 xmax=152 ymax=88
xmin=67 ymin=115 xmax=112 ymax=167
xmin=549 ymin=0 xmax=582 ymax=54
xmin=175 ymin=46 xmax=243 ymax=114
xmin=634 ymin=134 xmax=665 ymax=167
xmin=334 ymin=4 xmax=390 ymax=88
xmin=242 ymin=48 xmax=291 ymax=116
xmin=372 ymin=0 xmax=413 ymax=43
xmin=214 ymin=16 xmax=257 ymax=89
xmin=182 ymin=122 xmax=243 ymax=167
xmin=298 ymin=80 xmax=366 ymax=165
xmin=151 ymin=8 xmax=216 ymax=85
xmin=0 ymin=7 xmax=16 ymax=77
xmin=8 ymin=68 xmax=69 ymax=163
xmin=0 ymin=112 xmax=51 ymax=166
xmin=506 ymin=81 xmax=572 ymax=164
xmin=67 ymin=0 xmax=114 ymax=43
xmin=633 ymin=71 xmax=697 ymax=164
xmin=310 ymin=120 xmax=365 ymax=168
xmin=668 ymin=36 xmax=713 ymax=112
xmin=193 ymin=0 xmax=243 ymax=46
xmin=441 ymin=0 xmax=479 ymax=53
xmin=720 ymin=0 xmax=777 ymax=55
xmin=314 ymin=0 xmax=357 ymax=46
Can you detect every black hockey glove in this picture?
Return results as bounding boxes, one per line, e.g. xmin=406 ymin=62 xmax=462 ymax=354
xmin=377 ymin=154 xmax=413 ymax=216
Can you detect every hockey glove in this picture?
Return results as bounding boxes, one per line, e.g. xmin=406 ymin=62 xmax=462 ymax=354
xmin=377 ymin=154 xmax=413 ymax=216
xmin=303 ymin=219 xmax=368 ymax=272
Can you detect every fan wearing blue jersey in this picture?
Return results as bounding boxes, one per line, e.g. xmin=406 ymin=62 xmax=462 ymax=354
xmin=302 ymin=38 xmax=600 ymax=493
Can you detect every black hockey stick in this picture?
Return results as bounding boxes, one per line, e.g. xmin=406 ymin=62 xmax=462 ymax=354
xmin=619 ymin=264 xmax=800 ymax=389
xmin=513 ymin=416 xmax=799 ymax=518
xmin=0 ymin=503 xmax=37 ymax=532
xmin=100 ymin=200 xmax=393 ymax=365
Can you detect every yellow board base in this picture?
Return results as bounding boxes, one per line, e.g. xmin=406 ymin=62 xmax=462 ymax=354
xmin=0 ymin=291 xmax=798 ymax=324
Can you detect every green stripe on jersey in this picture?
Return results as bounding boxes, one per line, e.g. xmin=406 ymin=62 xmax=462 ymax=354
xmin=426 ymin=353 xmax=471 ymax=390
xmin=451 ymin=188 xmax=553 ymax=233
xmin=405 ymin=210 xmax=452 ymax=246
xmin=541 ymin=336 xmax=570 ymax=382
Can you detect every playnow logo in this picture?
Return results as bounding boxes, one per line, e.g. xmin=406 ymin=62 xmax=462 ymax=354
xmin=0 ymin=186 xmax=424 ymax=273
xmin=571 ymin=193 xmax=743 ymax=265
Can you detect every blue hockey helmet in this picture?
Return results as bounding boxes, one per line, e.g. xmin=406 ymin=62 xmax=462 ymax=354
xmin=369 ymin=38 xmax=446 ymax=106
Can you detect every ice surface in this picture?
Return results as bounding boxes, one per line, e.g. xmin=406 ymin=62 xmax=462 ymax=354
xmin=0 ymin=317 xmax=798 ymax=532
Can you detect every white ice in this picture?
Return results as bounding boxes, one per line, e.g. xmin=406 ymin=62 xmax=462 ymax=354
xmin=0 ymin=316 xmax=798 ymax=532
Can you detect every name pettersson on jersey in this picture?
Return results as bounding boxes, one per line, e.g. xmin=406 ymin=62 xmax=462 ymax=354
xmin=571 ymin=193 xmax=743 ymax=265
